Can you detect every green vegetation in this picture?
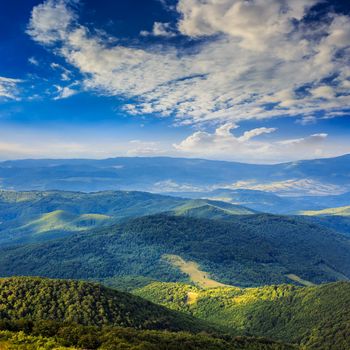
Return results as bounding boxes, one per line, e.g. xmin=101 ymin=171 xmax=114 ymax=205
xmin=170 ymin=199 xmax=255 ymax=219
xmin=0 ymin=277 xmax=295 ymax=350
xmin=94 ymin=276 xmax=158 ymax=292
xmin=299 ymin=215 xmax=350 ymax=237
xmin=0 ymin=330 xmax=74 ymax=349
xmin=0 ymin=214 xmax=348 ymax=286
xmin=0 ymin=190 xmax=254 ymax=245
xmin=134 ymin=281 xmax=350 ymax=350
xmin=0 ymin=321 xmax=295 ymax=350
xmin=0 ymin=277 xmax=210 ymax=332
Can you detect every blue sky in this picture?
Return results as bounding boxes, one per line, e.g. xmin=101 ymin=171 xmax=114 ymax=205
xmin=0 ymin=0 xmax=349 ymax=163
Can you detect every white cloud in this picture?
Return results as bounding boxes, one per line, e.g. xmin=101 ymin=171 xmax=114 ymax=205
xmin=27 ymin=0 xmax=76 ymax=44
xmin=54 ymin=85 xmax=77 ymax=99
xmin=0 ymin=77 xmax=22 ymax=99
xmin=310 ymin=85 xmax=335 ymax=99
xmin=174 ymin=124 xmax=350 ymax=163
xmin=26 ymin=0 xmax=350 ymax=127
xmin=141 ymin=22 xmax=176 ymax=37
xmin=176 ymin=0 xmax=318 ymax=51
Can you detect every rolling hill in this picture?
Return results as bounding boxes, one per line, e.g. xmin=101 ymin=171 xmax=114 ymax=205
xmin=0 ymin=276 xmax=208 ymax=331
xmin=133 ymin=281 xmax=350 ymax=350
xmin=0 ymin=190 xmax=254 ymax=245
xmin=0 ymin=214 xmax=349 ymax=286
xmin=0 ymin=277 xmax=295 ymax=350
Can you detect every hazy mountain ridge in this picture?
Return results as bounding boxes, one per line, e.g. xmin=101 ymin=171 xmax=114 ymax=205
xmin=0 ymin=155 xmax=349 ymax=196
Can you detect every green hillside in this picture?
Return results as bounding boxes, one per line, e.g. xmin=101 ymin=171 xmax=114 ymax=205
xmin=0 ymin=325 xmax=294 ymax=350
xmin=21 ymin=210 xmax=111 ymax=234
xmin=0 ymin=214 xmax=349 ymax=286
xmin=299 ymin=215 xmax=350 ymax=237
xmin=0 ymin=277 xmax=295 ymax=350
xmin=134 ymin=281 xmax=350 ymax=350
xmin=0 ymin=277 xmax=210 ymax=332
xmin=0 ymin=190 xmax=254 ymax=245
xmin=300 ymin=206 xmax=350 ymax=216
xmin=171 ymin=199 xmax=255 ymax=219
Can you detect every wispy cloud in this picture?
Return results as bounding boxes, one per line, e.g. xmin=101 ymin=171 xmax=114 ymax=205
xmin=0 ymin=77 xmax=22 ymax=100
xmin=26 ymin=0 xmax=350 ymax=126
xmin=53 ymin=84 xmax=78 ymax=99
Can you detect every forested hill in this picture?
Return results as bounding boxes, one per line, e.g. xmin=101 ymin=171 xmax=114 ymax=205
xmin=0 ymin=214 xmax=349 ymax=286
xmin=0 ymin=277 xmax=210 ymax=332
xmin=0 ymin=190 xmax=254 ymax=245
xmin=134 ymin=281 xmax=350 ymax=350
xmin=0 ymin=277 xmax=296 ymax=350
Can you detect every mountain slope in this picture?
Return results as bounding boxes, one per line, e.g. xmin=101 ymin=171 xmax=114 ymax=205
xmin=0 ymin=190 xmax=254 ymax=245
xmin=0 ymin=214 xmax=349 ymax=286
xmin=0 ymin=276 xmax=210 ymax=332
xmin=300 ymin=205 xmax=350 ymax=216
xmin=133 ymin=281 xmax=350 ymax=350
xmin=0 ymin=328 xmax=295 ymax=350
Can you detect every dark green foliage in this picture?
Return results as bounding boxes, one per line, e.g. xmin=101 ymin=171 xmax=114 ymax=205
xmin=95 ymin=276 xmax=158 ymax=292
xmin=0 ymin=277 xmax=210 ymax=332
xmin=299 ymin=215 xmax=350 ymax=237
xmin=0 ymin=214 xmax=349 ymax=286
xmin=0 ymin=321 xmax=296 ymax=350
xmin=134 ymin=281 xmax=350 ymax=350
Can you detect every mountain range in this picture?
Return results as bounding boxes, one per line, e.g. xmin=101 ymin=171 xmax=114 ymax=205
xmin=0 ymin=155 xmax=350 ymax=349
xmin=1 ymin=154 xmax=350 ymax=197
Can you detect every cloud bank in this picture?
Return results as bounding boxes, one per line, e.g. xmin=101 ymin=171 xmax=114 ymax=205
xmin=174 ymin=124 xmax=349 ymax=163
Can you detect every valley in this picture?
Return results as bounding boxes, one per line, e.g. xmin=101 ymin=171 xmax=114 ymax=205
xmin=0 ymin=156 xmax=349 ymax=349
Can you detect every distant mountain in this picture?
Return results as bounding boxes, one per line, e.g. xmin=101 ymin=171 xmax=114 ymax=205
xmin=0 ymin=190 xmax=254 ymax=245
xmin=0 ymin=214 xmax=349 ymax=286
xmin=134 ymin=281 xmax=350 ymax=350
xmin=169 ymin=188 xmax=350 ymax=215
xmin=0 ymin=155 xmax=349 ymax=196
xmin=300 ymin=205 xmax=350 ymax=216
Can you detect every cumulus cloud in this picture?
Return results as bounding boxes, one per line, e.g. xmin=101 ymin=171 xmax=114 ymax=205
xmin=174 ymin=124 xmax=350 ymax=163
xmin=26 ymin=0 xmax=350 ymax=127
xmin=0 ymin=77 xmax=22 ymax=99
xmin=27 ymin=0 xmax=76 ymax=44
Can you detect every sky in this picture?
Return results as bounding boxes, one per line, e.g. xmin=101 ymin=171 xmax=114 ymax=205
xmin=0 ymin=0 xmax=350 ymax=163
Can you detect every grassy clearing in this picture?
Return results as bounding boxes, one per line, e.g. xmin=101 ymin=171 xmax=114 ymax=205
xmin=286 ymin=274 xmax=315 ymax=286
xmin=163 ymin=254 xmax=233 ymax=289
